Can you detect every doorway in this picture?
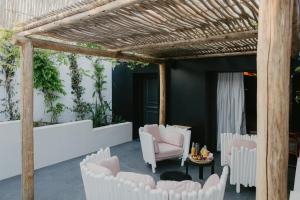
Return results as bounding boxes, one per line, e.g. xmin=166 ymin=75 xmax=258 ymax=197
xmin=133 ymin=73 xmax=159 ymax=138
xmin=244 ymin=74 xmax=257 ymax=133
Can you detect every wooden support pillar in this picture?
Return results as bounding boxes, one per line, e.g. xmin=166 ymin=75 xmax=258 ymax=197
xmin=159 ymin=63 xmax=166 ymax=125
xmin=20 ymin=38 xmax=34 ymax=200
xmin=256 ymin=1 xmax=293 ymax=200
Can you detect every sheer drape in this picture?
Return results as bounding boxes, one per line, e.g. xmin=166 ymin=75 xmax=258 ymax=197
xmin=217 ymin=73 xmax=246 ymax=150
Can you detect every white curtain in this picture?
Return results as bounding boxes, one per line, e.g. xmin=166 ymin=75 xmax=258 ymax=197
xmin=217 ymin=73 xmax=246 ymax=150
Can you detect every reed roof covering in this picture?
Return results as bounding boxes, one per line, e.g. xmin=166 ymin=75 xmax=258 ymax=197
xmin=16 ymin=0 xmax=261 ymax=61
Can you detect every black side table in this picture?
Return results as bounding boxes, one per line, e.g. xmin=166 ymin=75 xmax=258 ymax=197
xmin=160 ymin=171 xmax=192 ymax=181
xmin=185 ymin=157 xmax=215 ymax=179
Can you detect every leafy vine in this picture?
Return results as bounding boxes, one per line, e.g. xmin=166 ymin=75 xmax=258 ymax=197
xmin=87 ymin=58 xmax=111 ymax=127
xmin=33 ymin=49 xmax=66 ymax=123
xmin=0 ymin=30 xmax=20 ymax=120
xmin=67 ymin=54 xmax=90 ymax=120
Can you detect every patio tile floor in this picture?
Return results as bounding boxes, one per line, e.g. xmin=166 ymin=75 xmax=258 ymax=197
xmin=0 ymin=140 xmax=296 ymax=200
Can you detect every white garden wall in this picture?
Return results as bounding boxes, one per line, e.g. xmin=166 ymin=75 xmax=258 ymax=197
xmin=0 ymin=120 xmax=132 ymax=181
xmin=0 ymin=56 xmax=113 ymax=123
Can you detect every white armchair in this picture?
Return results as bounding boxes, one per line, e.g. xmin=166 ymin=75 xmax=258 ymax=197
xmin=81 ymin=148 xmax=229 ymax=200
xmin=220 ymin=133 xmax=257 ymax=193
xmin=139 ymin=124 xmax=191 ymax=173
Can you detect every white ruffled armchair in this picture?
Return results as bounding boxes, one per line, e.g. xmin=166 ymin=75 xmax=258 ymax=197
xmin=221 ymin=133 xmax=257 ymax=193
xmin=139 ymin=124 xmax=191 ymax=173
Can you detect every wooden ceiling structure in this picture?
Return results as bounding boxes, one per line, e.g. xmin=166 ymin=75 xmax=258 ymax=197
xmin=13 ymin=0 xmax=300 ymax=200
xmin=15 ymin=0 xmax=260 ymax=62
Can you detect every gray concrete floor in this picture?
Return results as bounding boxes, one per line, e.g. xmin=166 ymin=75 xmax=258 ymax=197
xmin=0 ymin=140 xmax=296 ymax=200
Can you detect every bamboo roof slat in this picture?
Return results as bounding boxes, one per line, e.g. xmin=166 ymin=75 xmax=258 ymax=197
xmin=14 ymin=0 xmax=300 ymax=61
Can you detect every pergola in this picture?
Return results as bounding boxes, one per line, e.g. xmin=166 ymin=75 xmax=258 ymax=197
xmin=13 ymin=0 xmax=300 ymax=200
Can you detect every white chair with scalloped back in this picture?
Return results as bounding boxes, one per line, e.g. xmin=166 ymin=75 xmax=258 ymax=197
xmin=221 ymin=133 xmax=257 ymax=193
xmin=80 ymin=148 xmax=229 ymax=200
xmin=139 ymin=124 xmax=191 ymax=173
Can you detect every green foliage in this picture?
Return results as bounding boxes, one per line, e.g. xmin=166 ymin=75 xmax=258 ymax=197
xmin=126 ymin=61 xmax=149 ymax=70
xmin=111 ymin=114 xmax=125 ymax=124
xmin=68 ymin=54 xmax=91 ymax=120
xmin=87 ymin=58 xmax=111 ymax=127
xmin=0 ymin=30 xmax=20 ymax=120
xmin=91 ymin=99 xmax=111 ymax=127
xmin=296 ymin=66 xmax=300 ymax=73
xmin=33 ymin=49 xmax=66 ymax=123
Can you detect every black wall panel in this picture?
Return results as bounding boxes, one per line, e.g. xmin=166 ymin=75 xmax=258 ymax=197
xmin=113 ymin=56 xmax=257 ymax=151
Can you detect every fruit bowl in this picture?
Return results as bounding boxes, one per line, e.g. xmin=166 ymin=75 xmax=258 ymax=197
xmin=190 ymin=153 xmax=214 ymax=161
xmin=189 ymin=153 xmax=214 ymax=164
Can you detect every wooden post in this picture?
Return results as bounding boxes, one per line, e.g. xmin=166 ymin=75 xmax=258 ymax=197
xmin=20 ymin=38 xmax=34 ymax=200
xmin=256 ymin=1 xmax=293 ymax=200
xmin=159 ymin=63 xmax=166 ymax=125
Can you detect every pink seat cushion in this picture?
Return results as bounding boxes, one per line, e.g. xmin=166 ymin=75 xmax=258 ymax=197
xmin=156 ymin=143 xmax=183 ymax=161
xmin=144 ymin=124 xmax=162 ymax=142
xmin=161 ymin=126 xmax=184 ymax=147
xmin=157 ymin=180 xmax=201 ymax=193
xmin=97 ymin=156 xmax=120 ymax=176
xmin=86 ymin=162 xmax=113 ymax=176
xmin=226 ymin=139 xmax=257 ymax=156
xmin=116 ymin=172 xmax=156 ymax=189
xmin=153 ymin=139 xmax=160 ymax=153
xmin=202 ymin=174 xmax=220 ymax=191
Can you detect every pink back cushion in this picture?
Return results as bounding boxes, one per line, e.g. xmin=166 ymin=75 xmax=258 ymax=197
xmin=161 ymin=126 xmax=184 ymax=147
xmin=144 ymin=124 xmax=161 ymax=142
xmin=227 ymin=139 xmax=257 ymax=155
xmin=97 ymin=156 xmax=120 ymax=176
xmin=86 ymin=162 xmax=113 ymax=176
xmin=202 ymin=174 xmax=220 ymax=191
xmin=116 ymin=172 xmax=156 ymax=189
xmin=157 ymin=180 xmax=201 ymax=193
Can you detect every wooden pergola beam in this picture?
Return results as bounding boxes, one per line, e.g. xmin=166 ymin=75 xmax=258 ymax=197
xmin=159 ymin=63 xmax=166 ymax=125
xmin=256 ymin=0 xmax=293 ymax=199
xmin=115 ymin=31 xmax=258 ymax=52
xmin=166 ymin=51 xmax=257 ymax=60
xmin=19 ymin=38 xmax=34 ymax=200
xmin=15 ymin=37 xmax=164 ymax=63
xmin=16 ymin=0 xmax=145 ymax=36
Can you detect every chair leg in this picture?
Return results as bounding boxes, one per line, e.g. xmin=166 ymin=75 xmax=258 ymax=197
xmin=236 ymin=183 xmax=240 ymax=193
xmin=181 ymin=158 xmax=185 ymax=166
xmin=151 ymin=165 xmax=156 ymax=173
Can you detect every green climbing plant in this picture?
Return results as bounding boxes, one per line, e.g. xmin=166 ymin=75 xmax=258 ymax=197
xmin=33 ymin=49 xmax=66 ymax=123
xmin=67 ymin=54 xmax=90 ymax=120
xmin=0 ymin=30 xmax=20 ymax=120
xmin=86 ymin=58 xmax=111 ymax=127
xmin=125 ymin=61 xmax=149 ymax=70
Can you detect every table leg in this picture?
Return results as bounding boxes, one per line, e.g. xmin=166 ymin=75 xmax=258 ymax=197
xmin=199 ymin=166 xmax=203 ymax=179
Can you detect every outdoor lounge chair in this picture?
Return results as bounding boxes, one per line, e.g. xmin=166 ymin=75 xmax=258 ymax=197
xmin=139 ymin=124 xmax=191 ymax=173
xmin=80 ymin=148 xmax=229 ymax=200
xmin=221 ymin=133 xmax=257 ymax=193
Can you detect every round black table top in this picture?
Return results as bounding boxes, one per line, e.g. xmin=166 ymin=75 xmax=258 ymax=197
xmin=160 ymin=171 xmax=192 ymax=181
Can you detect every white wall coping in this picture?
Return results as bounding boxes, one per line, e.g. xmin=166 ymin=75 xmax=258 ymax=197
xmin=93 ymin=122 xmax=131 ymax=131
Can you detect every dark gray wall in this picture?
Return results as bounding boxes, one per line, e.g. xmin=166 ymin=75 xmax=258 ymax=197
xmin=166 ymin=56 xmax=256 ymax=151
xmin=113 ymin=56 xmax=300 ymax=151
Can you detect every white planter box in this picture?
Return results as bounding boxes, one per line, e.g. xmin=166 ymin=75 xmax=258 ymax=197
xmin=0 ymin=120 xmax=132 ymax=181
